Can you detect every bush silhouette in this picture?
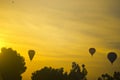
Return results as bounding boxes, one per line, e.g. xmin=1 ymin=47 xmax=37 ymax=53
xmin=0 ymin=48 xmax=27 ymax=80
xmin=31 ymin=67 xmax=68 ymax=80
xmin=98 ymin=71 xmax=120 ymax=80
xmin=32 ymin=62 xmax=88 ymax=80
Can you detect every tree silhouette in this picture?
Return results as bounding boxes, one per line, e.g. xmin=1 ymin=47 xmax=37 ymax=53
xmin=31 ymin=67 xmax=68 ymax=80
xmin=32 ymin=62 xmax=88 ymax=80
xmin=98 ymin=71 xmax=120 ymax=80
xmin=69 ymin=62 xmax=88 ymax=80
xmin=0 ymin=48 xmax=27 ymax=80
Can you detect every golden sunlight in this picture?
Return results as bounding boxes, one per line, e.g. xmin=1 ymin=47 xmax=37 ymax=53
xmin=0 ymin=38 xmax=6 ymax=49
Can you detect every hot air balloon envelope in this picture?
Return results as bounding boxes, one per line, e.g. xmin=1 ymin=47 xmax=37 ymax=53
xmin=89 ymin=48 xmax=96 ymax=56
xmin=107 ymin=52 xmax=117 ymax=64
xmin=28 ymin=50 xmax=35 ymax=61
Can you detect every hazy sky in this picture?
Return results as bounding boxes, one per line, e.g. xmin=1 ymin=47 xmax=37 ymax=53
xmin=0 ymin=0 xmax=120 ymax=80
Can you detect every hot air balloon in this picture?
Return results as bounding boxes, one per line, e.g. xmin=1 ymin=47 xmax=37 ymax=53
xmin=89 ymin=48 xmax=96 ymax=56
xmin=107 ymin=52 xmax=117 ymax=64
xmin=28 ymin=50 xmax=35 ymax=61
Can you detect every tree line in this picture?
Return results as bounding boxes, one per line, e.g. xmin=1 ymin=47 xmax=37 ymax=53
xmin=0 ymin=48 xmax=119 ymax=80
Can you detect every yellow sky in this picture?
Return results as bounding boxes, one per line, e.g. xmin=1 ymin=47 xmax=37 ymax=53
xmin=0 ymin=0 xmax=120 ymax=80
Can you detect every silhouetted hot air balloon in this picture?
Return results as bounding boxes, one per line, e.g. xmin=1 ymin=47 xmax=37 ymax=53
xmin=28 ymin=50 xmax=35 ymax=61
xmin=89 ymin=48 xmax=96 ymax=56
xmin=107 ymin=52 xmax=117 ymax=64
